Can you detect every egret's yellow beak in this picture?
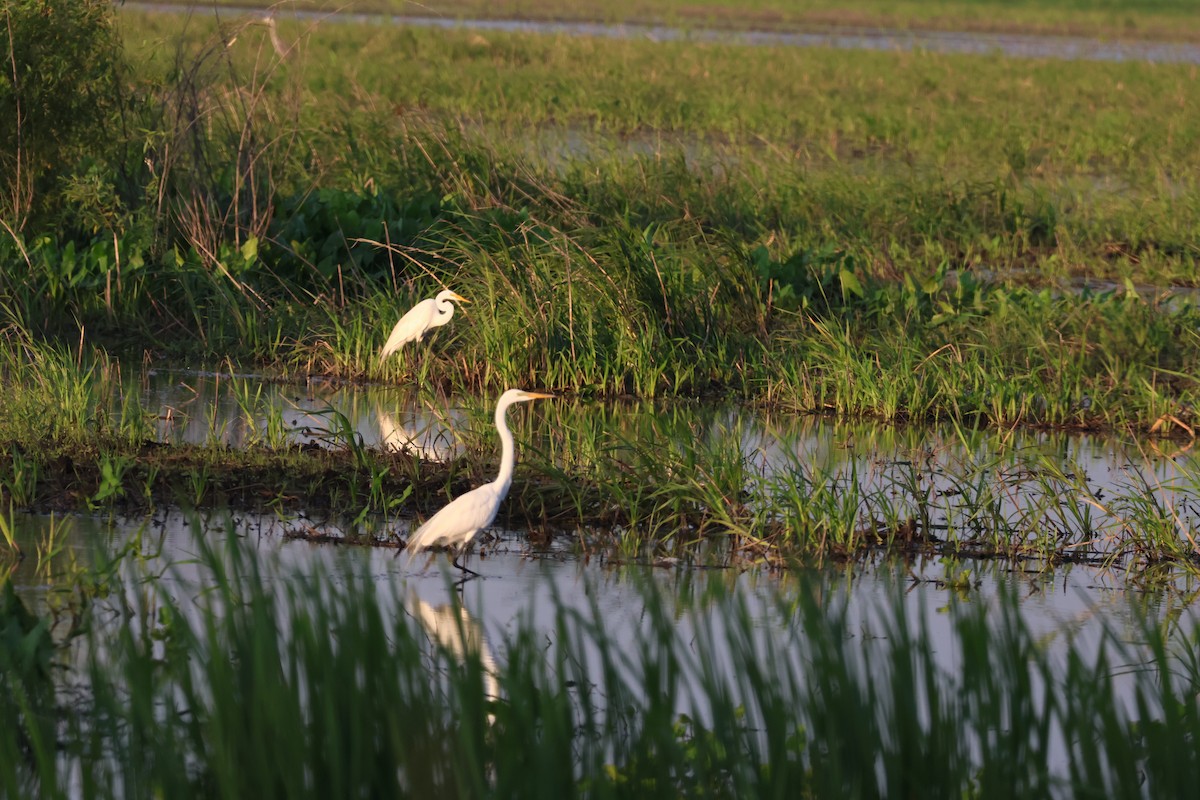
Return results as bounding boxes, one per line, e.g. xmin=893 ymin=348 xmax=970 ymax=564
xmin=449 ymin=292 xmax=470 ymax=304
xmin=525 ymin=392 xmax=555 ymax=400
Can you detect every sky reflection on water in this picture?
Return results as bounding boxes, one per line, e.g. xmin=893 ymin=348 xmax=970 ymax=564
xmin=132 ymin=369 xmax=1200 ymax=563
xmin=125 ymin=2 xmax=1200 ymax=65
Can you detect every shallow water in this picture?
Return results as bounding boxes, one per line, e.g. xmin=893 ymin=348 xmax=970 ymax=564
xmin=123 ymin=2 xmax=1200 ymax=64
xmin=9 ymin=504 xmax=1199 ymax=767
xmin=132 ymin=368 xmax=1200 ymax=563
xmin=140 ymin=368 xmax=470 ymax=458
xmin=8 ymin=476 xmax=1198 ymax=792
xmin=11 ymin=505 xmax=1198 ymax=674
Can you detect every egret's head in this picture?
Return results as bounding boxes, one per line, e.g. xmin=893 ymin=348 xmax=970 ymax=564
xmin=500 ymin=389 xmax=555 ymax=406
xmin=437 ymin=290 xmax=469 ymax=305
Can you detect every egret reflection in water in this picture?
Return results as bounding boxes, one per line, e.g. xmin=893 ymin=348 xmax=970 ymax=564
xmin=375 ymin=403 xmax=462 ymax=463
xmin=407 ymin=595 xmax=500 ymax=716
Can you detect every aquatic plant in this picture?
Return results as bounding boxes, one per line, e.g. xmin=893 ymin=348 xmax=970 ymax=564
xmin=1 ymin=528 xmax=1198 ymax=796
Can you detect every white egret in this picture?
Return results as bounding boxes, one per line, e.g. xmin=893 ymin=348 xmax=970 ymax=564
xmin=378 ymin=289 xmax=468 ymax=365
xmin=406 ymin=389 xmax=553 ymax=577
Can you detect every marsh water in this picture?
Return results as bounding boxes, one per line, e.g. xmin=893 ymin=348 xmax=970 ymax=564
xmin=10 ymin=367 xmax=1200 ymax=787
xmin=14 ymin=368 xmax=1200 ymax=661
xmin=125 ymin=2 xmax=1200 ymax=64
xmin=137 ymin=368 xmax=1200 ymax=556
xmin=10 ymin=501 xmax=1200 ymax=785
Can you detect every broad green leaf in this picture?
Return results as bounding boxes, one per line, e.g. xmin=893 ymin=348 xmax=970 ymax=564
xmin=839 ymin=269 xmax=864 ymax=299
xmin=240 ymin=236 xmax=258 ymax=264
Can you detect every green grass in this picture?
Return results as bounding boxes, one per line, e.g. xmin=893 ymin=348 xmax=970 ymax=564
xmin=4 ymin=5 xmax=1200 ymax=508
xmin=126 ymin=11 xmax=1200 ymax=179
xmin=111 ymin=13 xmax=1200 ymax=287
xmin=2 ymin=525 xmax=1200 ymax=797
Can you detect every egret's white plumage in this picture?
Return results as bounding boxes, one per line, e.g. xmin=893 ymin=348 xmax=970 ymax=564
xmin=379 ymin=289 xmax=468 ymax=364
xmin=406 ymin=389 xmax=553 ymax=576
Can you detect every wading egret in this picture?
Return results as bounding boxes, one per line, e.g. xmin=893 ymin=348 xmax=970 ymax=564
xmin=379 ymin=290 xmax=468 ymax=364
xmin=406 ymin=389 xmax=553 ymax=577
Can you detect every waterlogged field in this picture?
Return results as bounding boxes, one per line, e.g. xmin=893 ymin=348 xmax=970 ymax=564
xmin=4 ymin=510 xmax=1200 ymax=797
xmin=192 ymin=0 xmax=1200 ymax=41
xmin=2 ymin=358 xmax=1200 ymax=574
xmin=4 ymin=1 xmax=1200 ymax=795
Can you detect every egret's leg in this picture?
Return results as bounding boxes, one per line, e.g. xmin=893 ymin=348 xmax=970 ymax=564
xmin=451 ymin=554 xmax=480 ymax=578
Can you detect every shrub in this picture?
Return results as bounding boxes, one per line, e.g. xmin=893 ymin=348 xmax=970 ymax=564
xmin=0 ymin=0 xmax=125 ymax=233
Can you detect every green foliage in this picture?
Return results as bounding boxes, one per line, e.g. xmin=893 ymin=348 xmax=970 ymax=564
xmin=89 ymin=454 xmax=131 ymax=507
xmin=0 ymin=580 xmax=56 ymax=771
xmin=272 ymin=186 xmax=445 ymax=286
xmin=0 ymin=0 xmax=125 ymax=232
xmin=2 ymin=533 xmax=1200 ymax=796
xmin=752 ymin=243 xmax=863 ymax=314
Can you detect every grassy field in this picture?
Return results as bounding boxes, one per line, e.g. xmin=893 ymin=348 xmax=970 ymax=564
xmin=3 ymin=2 xmax=1200 ymax=564
xmin=70 ymin=9 xmax=1200 ymax=424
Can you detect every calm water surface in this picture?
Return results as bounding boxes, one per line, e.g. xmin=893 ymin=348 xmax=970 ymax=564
xmin=131 ymin=368 xmax=1200 ymax=562
xmin=124 ymin=2 xmax=1200 ymax=64
xmin=9 ymin=477 xmax=1198 ymax=783
xmin=11 ymin=505 xmax=1199 ymax=673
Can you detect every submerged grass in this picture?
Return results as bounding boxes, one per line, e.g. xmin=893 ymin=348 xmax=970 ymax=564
xmin=2 ymin=525 xmax=1200 ymax=797
xmin=1 ymin=339 xmax=1199 ymax=576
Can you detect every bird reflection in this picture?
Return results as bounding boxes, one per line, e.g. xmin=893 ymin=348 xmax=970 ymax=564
xmin=407 ymin=595 xmax=500 ymax=717
xmin=376 ymin=404 xmax=461 ymax=464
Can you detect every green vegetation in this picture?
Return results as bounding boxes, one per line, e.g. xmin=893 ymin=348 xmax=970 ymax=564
xmin=6 ymin=6 xmax=1200 ymax=790
xmin=2 ymin=5 xmax=1199 ymax=432
xmin=2 ymin=2 xmax=1200 ymax=565
xmin=2 ymin=338 xmax=1198 ymax=576
xmin=0 ymin=0 xmax=125 ymax=232
xmin=2 ymin=529 xmax=1199 ymax=797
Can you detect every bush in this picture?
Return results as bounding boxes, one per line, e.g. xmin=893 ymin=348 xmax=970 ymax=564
xmin=0 ymin=0 xmax=124 ymax=233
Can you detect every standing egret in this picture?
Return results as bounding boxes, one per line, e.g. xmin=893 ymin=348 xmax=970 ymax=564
xmin=379 ymin=290 xmax=469 ymax=365
xmin=406 ymin=389 xmax=553 ymax=577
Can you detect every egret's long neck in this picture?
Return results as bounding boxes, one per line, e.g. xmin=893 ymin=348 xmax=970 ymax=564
xmin=434 ymin=299 xmax=456 ymax=328
xmin=493 ymin=399 xmax=517 ymax=495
